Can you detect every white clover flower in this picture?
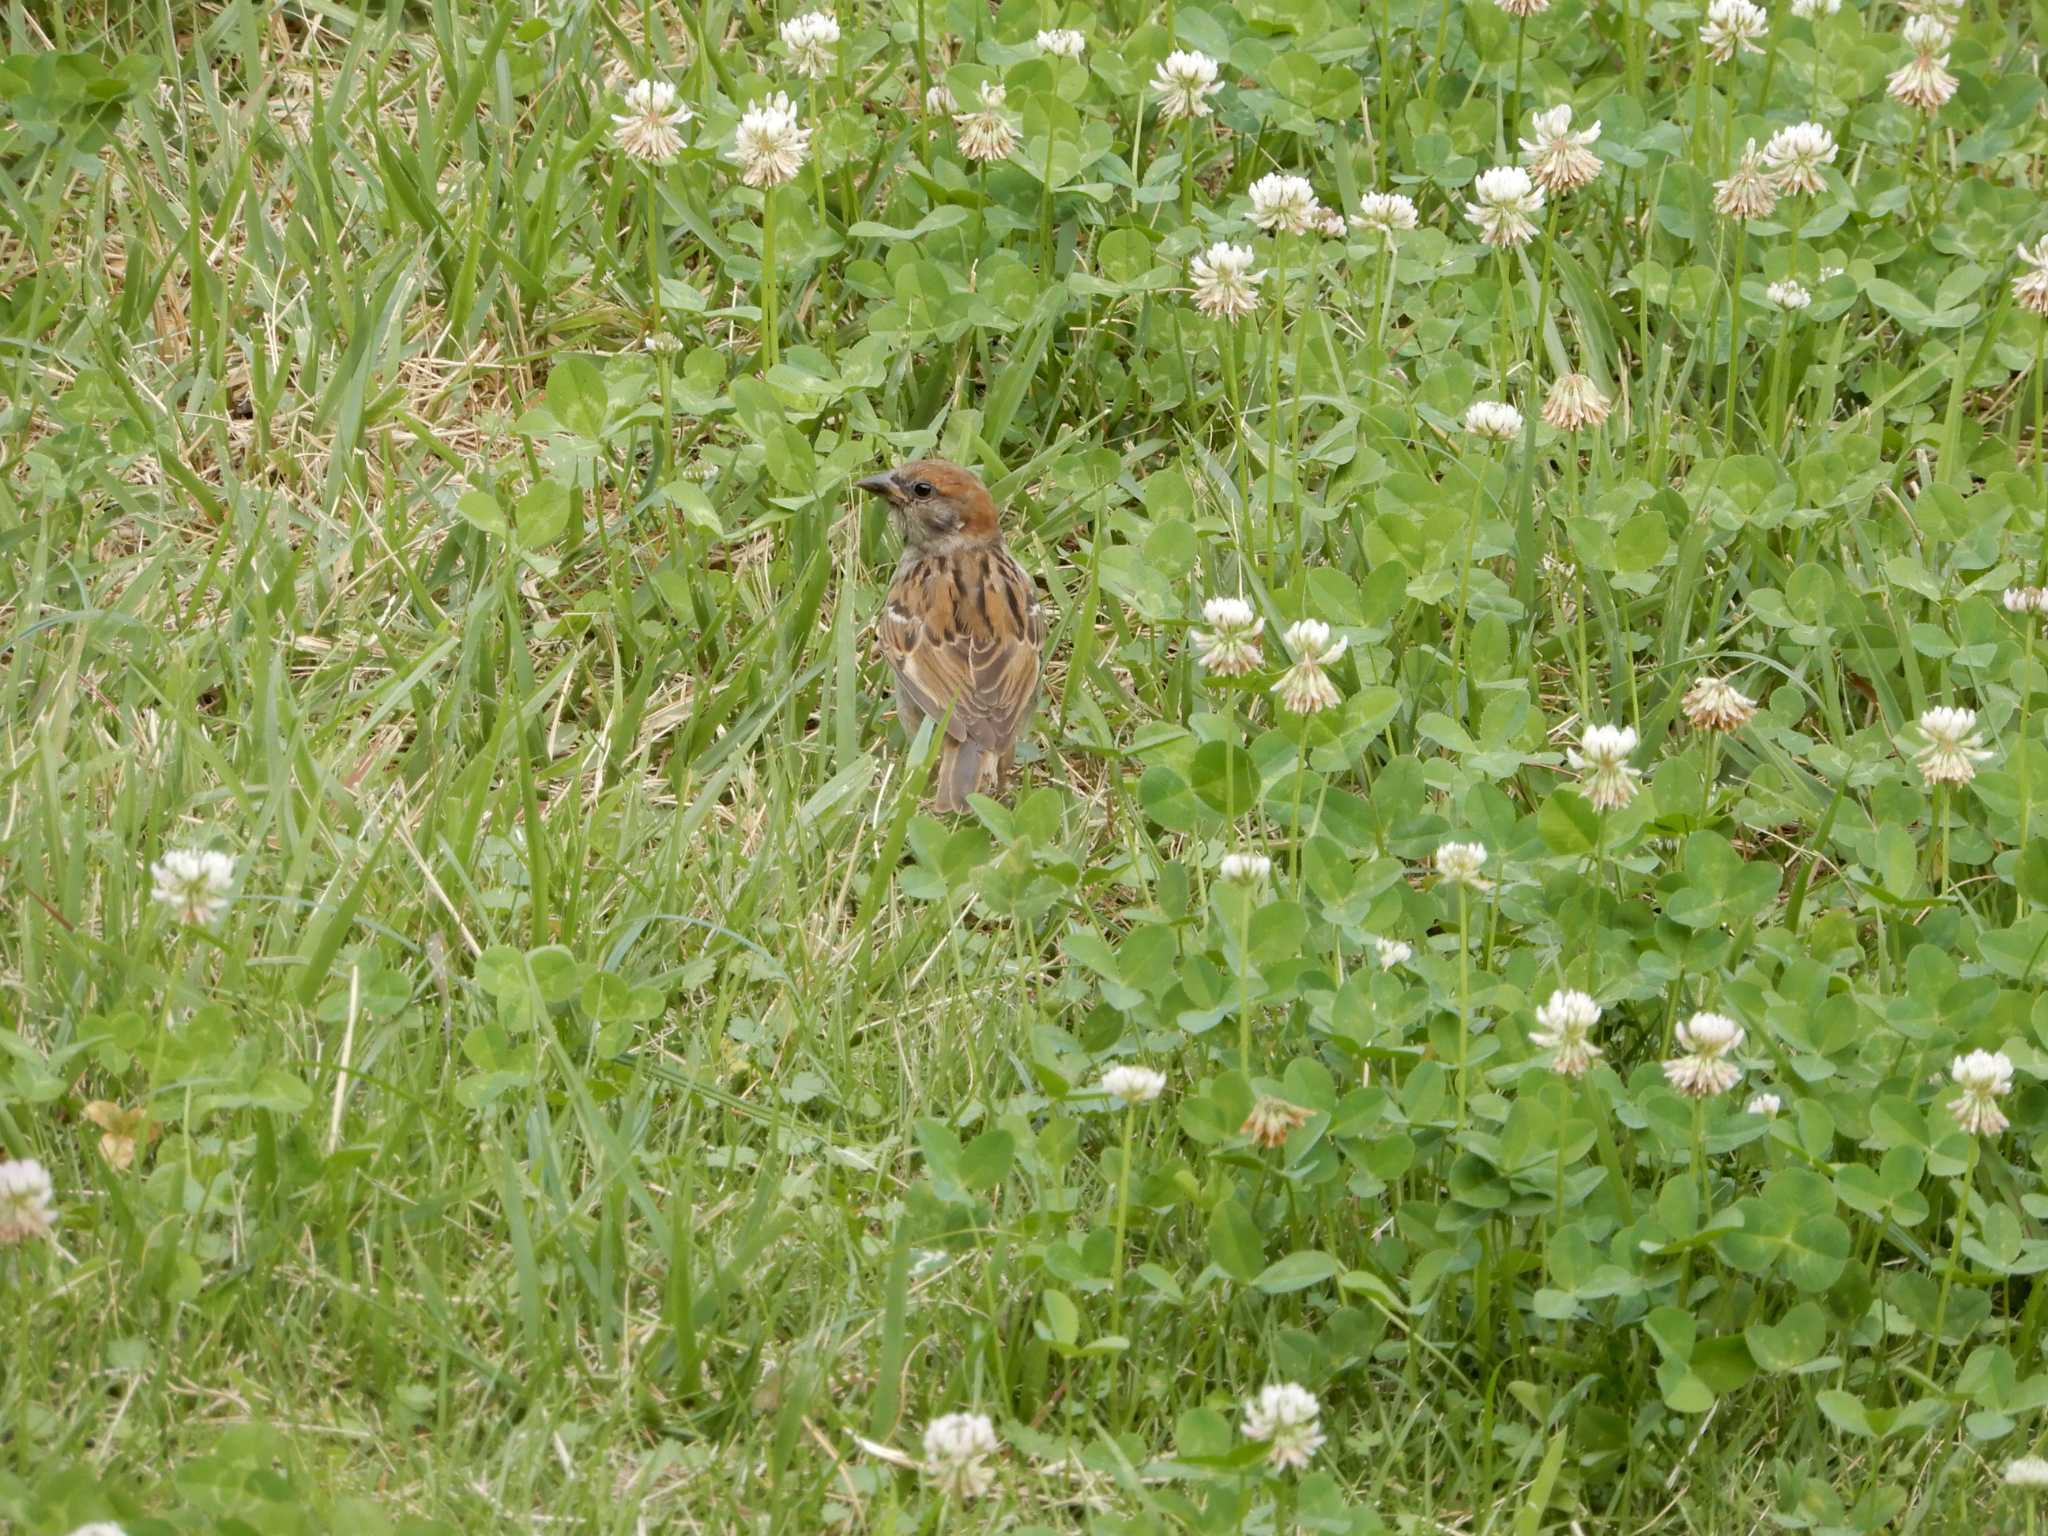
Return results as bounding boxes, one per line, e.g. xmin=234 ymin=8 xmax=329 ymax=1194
xmin=64 ymin=1526 xmax=129 ymax=1536
xmin=1375 ymin=937 xmax=1412 ymax=970
xmin=779 ymin=12 xmax=840 ymax=80
xmin=922 ymin=1412 xmax=1001 ymax=1498
xmin=1902 ymin=12 xmax=1955 ymax=48
xmin=612 ymin=78 xmax=694 ymax=165
xmin=1272 ymin=619 xmax=1347 ymax=715
xmin=1100 ymin=1064 xmax=1167 ymax=1104
xmin=1789 ymin=0 xmax=1840 ymax=15
xmin=1241 ymin=1383 xmax=1326 ymax=1470
xmin=1220 ymin=852 xmax=1274 ymax=884
xmin=1314 ymin=207 xmax=1349 ymax=238
xmin=1037 ymin=28 xmax=1087 ymax=58
xmin=1950 ymin=1050 xmax=2014 ymax=1136
xmin=923 ymin=82 xmax=959 ymax=114
xmin=1496 ymin=0 xmax=1551 ymax=14
xmin=1435 ymin=840 xmax=1490 ymax=888
xmin=1747 ymin=1092 xmax=1783 ymax=1117
xmin=1520 ymin=105 xmax=1601 ymax=195
xmin=1351 ymin=191 xmax=1419 ymax=242
xmin=1531 ymin=989 xmax=1603 ymax=1078
xmin=1701 ymin=0 xmax=1769 ymax=61
xmin=1188 ymin=242 xmax=1266 ymax=320
xmin=1767 ymin=279 xmax=1812 ymax=310
xmin=1568 ymin=723 xmax=1643 ymax=811
xmin=2005 ymin=1456 xmax=2048 ymax=1489
xmin=151 ymin=848 xmax=235 ymax=925
xmin=1913 ymin=706 xmax=1992 ymax=786
xmin=1247 ymin=173 xmax=1322 ymax=235
xmin=1664 ymin=1011 xmax=1745 ymax=1098
xmin=1818 ymin=263 xmax=1845 ymax=281
xmin=1464 ymin=165 xmax=1544 ymax=247
xmin=2006 ymin=586 xmax=2048 ymax=615
xmin=1682 ymin=675 xmax=1756 ymax=731
xmin=1195 ymin=594 xmax=1266 ymax=672
xmin=0 ymin=1158 xmax=55 ymax=1245
xmin=2014 ymin=238 xmax=2048 ymax=317
xmin=1465 ymin=399 xmax=1525 ymax=440
xmin=1889 ymin=20 xmax=1957 ymax=112
xmin=1713 ymin=138 xmax=1779 ymax=221
xmin=954 ymin=83 xmax=1018 ymax=163
xmin=732 ymin=92 xmax=811 ymax=187
xmin=1153 ymin=49 xmax=1223 ymax=121
xmin=1763 ymin=122 xmax=1837 ymax=194
xmin=1542 ymin=372 xmax=1611 ymax=432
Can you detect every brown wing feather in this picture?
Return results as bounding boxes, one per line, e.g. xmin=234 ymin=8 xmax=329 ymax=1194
xmin=879 ymin=545 xmax=1042 ymax=752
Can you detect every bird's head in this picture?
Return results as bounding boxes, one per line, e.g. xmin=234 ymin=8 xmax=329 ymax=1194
xmin=854 ymin=459 xmax=1001 ymax=550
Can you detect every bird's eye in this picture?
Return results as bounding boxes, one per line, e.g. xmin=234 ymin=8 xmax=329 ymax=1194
xmin=912 ymin=481 xmax=935 ymax=499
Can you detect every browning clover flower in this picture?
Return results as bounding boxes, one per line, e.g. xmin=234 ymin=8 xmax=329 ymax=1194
xmin=1153 ymin=49 xmax=1223 ymax=121
xmin=1701 ymin=0 xmax=1768 ymax=61
xmin=2005 ymin=586 xmax=2048 ymax=615
xmin=954 ymin=84 xmax=1019 ymax=163
xmin=1195 ymin=594 xmax=1266 ymax=672
xmin=1531 ymin=989 xmax=1603 ymax=1077
xmin=1272 ymin=619 xmax=1346 ymax=714
xmin=1682 ymin=675 xmax=1757 ymax=731
xmin=1949 ymin=1049 xmax=2014 ymax=1136
xmin=1542 ymin=371 xmax=1611 ymax=431
xmin=1241 ymin=1096 xmax=1314 ymax=1148
xmin=1241 ymin=1383 xmax=1326 ymax=1470
xmin=1464 ymin=165 xmax=1545 ymax=247
xmin=612 ymin=78 xmax=694 ymax=165
xmin=1889 ymin=16 xmax=1958 ymax=112
xmin=1712 ymin=139 xmax=1779 ymax=221
xmin=1520 ymin=105 xmax=1602 ymax=195
xmin=1912 ymin=706 xmax=1991 ymax=785
xmin=1663 ymin=1011 xmax=1745 ymax=1098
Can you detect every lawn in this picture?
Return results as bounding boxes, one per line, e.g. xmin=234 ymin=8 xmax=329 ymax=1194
xmin=5 ymin=0 xmax=2048 ymax=1530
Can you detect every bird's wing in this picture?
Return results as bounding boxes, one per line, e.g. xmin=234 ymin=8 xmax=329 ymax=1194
xmin=880 ymin=546 xmax=1042 ymax=752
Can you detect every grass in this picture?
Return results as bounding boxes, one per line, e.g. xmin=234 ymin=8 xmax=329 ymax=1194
xmin=5 ymin=0 xmax=2048 ymax=1531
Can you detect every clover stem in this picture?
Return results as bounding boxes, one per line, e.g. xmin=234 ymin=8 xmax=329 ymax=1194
xmin=1725 ymin=220 xmax=1747 ymax=450
xmin=1109 ymin=1102 xmax=1137 ymax=1339
xmin=760 ymin=188 xmax=780 ymax=367
xmin=1926 ymin=1135 xmax=1979 ymax=1377
xmin=1456 ymin=883 xmax=1472 ymax=1124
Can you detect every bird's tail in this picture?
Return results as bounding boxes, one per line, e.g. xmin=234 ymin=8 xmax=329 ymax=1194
xmin=937 ymin=741 xmax=984 ymax=812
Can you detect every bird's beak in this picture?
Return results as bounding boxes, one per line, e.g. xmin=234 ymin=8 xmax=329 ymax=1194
xmin=854 ymin=472 xmax=897 ymax=499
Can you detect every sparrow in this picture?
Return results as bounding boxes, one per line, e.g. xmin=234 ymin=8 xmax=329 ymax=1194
xmin=855 ymin=459 xmax=1044 ymax=812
